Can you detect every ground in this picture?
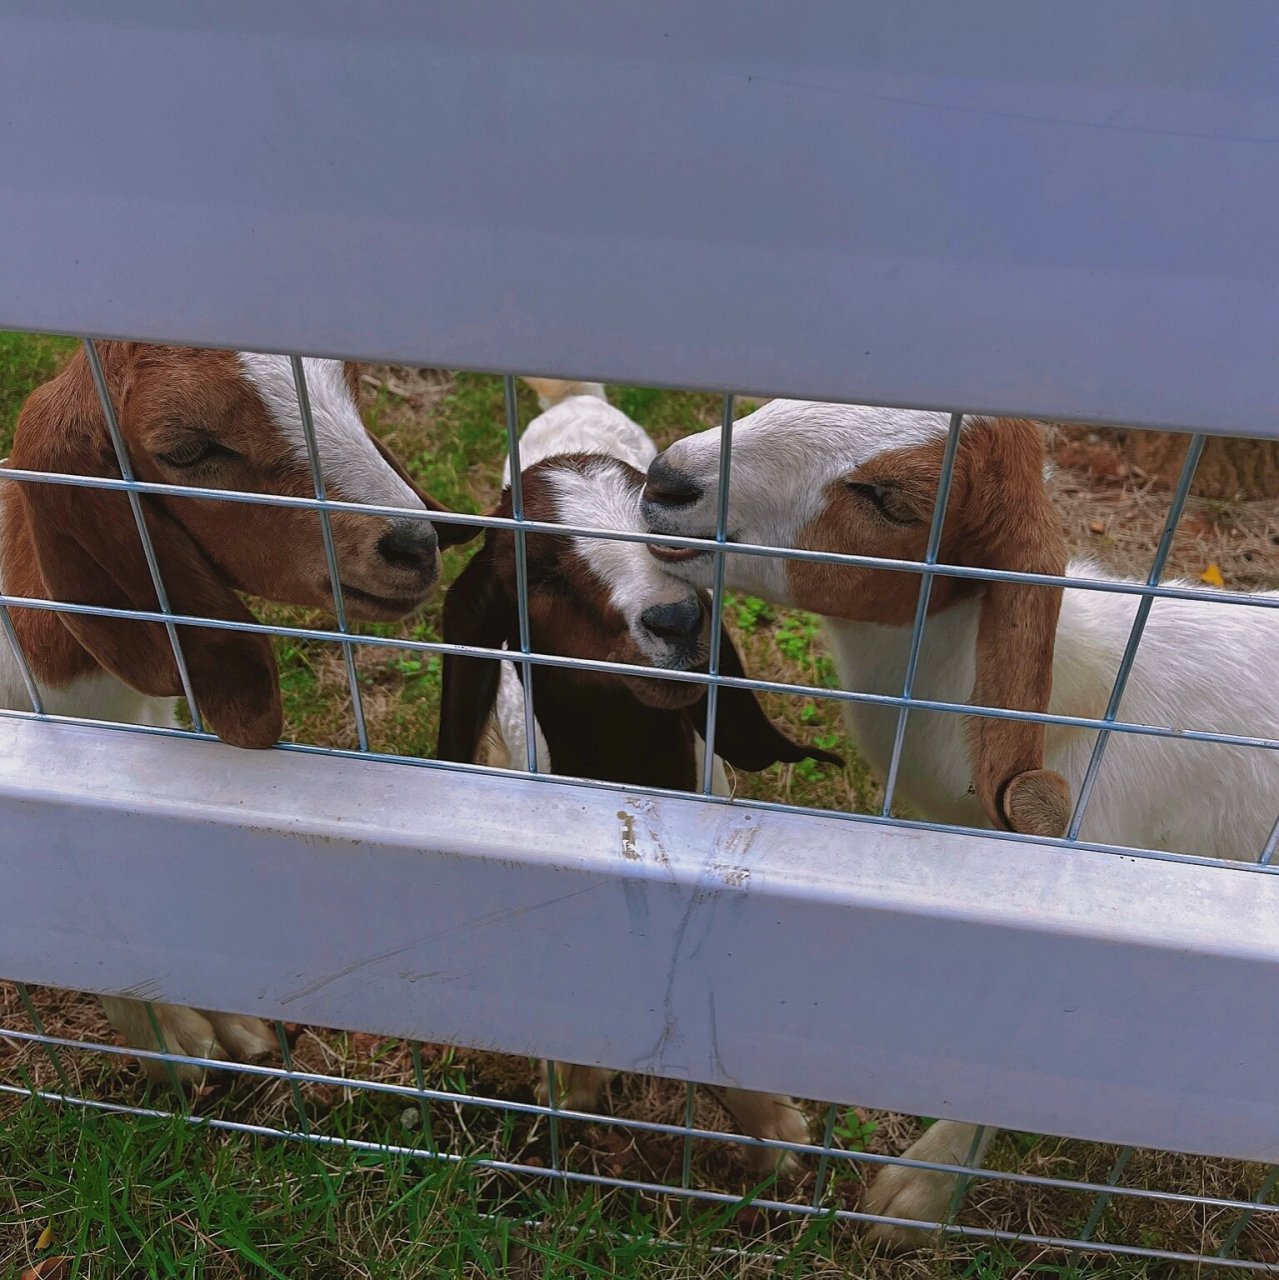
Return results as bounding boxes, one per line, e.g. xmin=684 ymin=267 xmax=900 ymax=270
xmin=2 ymin=337 xmax=1277 ymax=1278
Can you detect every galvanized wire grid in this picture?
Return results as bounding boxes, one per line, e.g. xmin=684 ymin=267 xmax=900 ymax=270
xmin=2 ymin=336 xmax=1278 ymax=1270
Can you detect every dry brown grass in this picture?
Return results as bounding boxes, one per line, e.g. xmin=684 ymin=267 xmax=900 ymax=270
xmin=1049 ymin=426 xmax=1279 ymax=591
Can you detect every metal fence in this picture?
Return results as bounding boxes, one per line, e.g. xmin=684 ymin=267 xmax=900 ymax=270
xmin=4 ymin=4 xmax=1279 ymax=1272
xmin=2 ymin=336 xmax=1278 ymax=1273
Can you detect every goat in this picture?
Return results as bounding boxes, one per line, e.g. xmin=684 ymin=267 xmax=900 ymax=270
xmin=641 ymin=399 xmax=1279 ymax=1243
xmin=0 ymin=342 xmax=468 ymax=1084
xmin=437 ymin=378 xmax=841 ymax=1171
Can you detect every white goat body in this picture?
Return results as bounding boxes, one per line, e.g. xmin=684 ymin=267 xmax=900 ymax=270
xmin=831 ymin=562 xmax=1278 ymax=859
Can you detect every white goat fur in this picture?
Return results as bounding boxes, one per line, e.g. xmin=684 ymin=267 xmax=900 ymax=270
xmin=835 ymin=565 xmax=1278 ymax=857
xmin=835 ymin=562 xmax=1278 ymax=1237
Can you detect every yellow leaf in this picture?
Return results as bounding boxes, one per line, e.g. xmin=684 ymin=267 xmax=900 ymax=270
xmin=35 ymin=1223 xmax=54 ymax=1250
xmin=1200 ymin=563 xmax=1225 ymax=587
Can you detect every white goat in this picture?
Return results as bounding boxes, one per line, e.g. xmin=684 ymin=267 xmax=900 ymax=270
xmin=641 ymin=399 xmax=1279 ymax=1243
xmin=0 ymin=341 xmax=459 ymax=1083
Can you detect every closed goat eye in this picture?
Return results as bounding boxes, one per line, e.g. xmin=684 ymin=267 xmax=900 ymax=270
xmin=844 ymin=480 xmax=920 ymax=526
xmin=155 ymin=437 xmax=235 ymax=469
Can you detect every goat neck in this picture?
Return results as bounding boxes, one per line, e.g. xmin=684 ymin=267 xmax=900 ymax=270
xmin=524 ymin=663 xmax=700 ymax=790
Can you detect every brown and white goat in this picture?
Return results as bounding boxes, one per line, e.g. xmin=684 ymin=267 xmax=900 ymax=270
xmin=437 ymin=379 xmax=840 ymax=1171
xmin=642 ymin=397 xmax=1279 ymax=1244
xmin=0 ymin=342 xmax=466 ymax=1082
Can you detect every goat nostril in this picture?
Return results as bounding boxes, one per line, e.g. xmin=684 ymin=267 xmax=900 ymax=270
xmin=643 ymin=456 xmax=703 ymax=507
xmin=377 ymin=520 xmax=438 ymax=573
xmin=640 ymin=598 xmax=704 ymax=642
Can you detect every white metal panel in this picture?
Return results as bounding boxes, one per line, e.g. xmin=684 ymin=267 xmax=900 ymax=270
xmin=3 ymin=718 xmax=1276 ymax=1162
xmin=1 ymin=2 xmax=1278 ymax=436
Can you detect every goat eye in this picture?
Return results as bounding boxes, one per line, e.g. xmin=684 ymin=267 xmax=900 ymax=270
xmin=156 ymin=439 xmax=223 ymax=469
xmin=845 ymin=481 xmax=916 ymax=525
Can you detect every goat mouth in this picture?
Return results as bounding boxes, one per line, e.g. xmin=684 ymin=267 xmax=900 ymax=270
xmin=338 ymin=583 xmax=427 ymax=615
xmin=647 ymin=542 xmax=711 ymax=564
xmin=655 ymin=642 xmax=711 ymax=674
xmin=627 ymin=672 xmax=705 ymax=711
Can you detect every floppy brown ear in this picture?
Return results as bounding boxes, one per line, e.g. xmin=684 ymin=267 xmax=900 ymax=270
xmin=367 ymin=431 xmax=476 ymax=546
xmin=962 ymin=420 xmax=1071 ymax=836
xmin=17 ymin=463 xmax=281 ymax=749
xmin=437 ymin=544 xmax=516 ymax=763
xmin=694 ymin=623 xmax=844 ymax=772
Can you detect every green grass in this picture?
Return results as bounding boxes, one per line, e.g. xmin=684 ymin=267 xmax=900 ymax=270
xmin=0 ymin=332 xmax=76 ymax=451
xmin=2 ymin=1079 xmax=850 ymax=1279
xmin=2 ymin=1099 xmax=1186 ymax=1280
xmin=6 ymin=1103 xmax=823 ymax=1279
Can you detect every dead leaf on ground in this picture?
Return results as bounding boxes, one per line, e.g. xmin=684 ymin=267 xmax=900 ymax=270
xmin=35 ymin=1224 xmax=54 ymax=1250
xmin=22 ymin=1257 xmax=73 ymax=1280
xmin=1200 ymin=563 xmax=1225 ymax=587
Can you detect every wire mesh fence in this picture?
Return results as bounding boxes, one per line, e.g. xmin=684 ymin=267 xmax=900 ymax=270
xmin=2 ymin=333 xmax=1278 ymax=1273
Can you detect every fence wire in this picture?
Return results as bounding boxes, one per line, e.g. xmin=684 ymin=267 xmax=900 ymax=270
xmin=2 ymin=335 xmax=1278 ymax=1271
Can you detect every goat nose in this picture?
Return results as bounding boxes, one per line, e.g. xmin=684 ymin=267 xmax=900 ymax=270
xmin=377 ymin=519 xmax=439 ymax=573
xmin=643 ymin=455 xmax=703 ymax=507
xmin=640 ymin=597 xmax=704 ymax=642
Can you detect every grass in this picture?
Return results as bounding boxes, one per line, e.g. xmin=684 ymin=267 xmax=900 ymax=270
xmin=6 ymin=1103 xmax=830 ymax=1279
xmin=0 ymin=332 xmax=76 ymax=450
xmin=3 ymin=337 xmax=1277 ymax=1276
xmin=7 ymin=1028 xmax=1255 ymax=1279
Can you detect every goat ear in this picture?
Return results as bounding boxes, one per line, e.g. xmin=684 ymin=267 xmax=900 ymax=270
xmin=696 ymin=623 xmax=844 ymax=772
xmin=437 ymin=545 xmax=514 ymax=763
xmin=366 ymin=431 xmax=476 ymax=546
xmin=434 ymin=515 xmax=486 ymax=550
xmin=963 ymin=420 xmax=1071 ymax=836
xmin=16 ymin=441 xmax=281 ymax=749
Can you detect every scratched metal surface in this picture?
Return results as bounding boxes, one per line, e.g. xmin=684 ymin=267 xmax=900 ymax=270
xmin=2 ymin=718 xmax=1276 ymax=1162
xmin=2 ymin=1 xmax=1278 ymax=435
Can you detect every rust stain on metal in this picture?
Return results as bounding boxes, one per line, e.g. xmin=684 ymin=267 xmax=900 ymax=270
xmin=617 ymin=810 xmax=640 ymax=860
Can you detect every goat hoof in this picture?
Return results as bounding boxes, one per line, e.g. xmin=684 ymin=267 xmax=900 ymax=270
xmin=717 ymin=1092 xmax=810 ymax=1178
xmin=861 ymin=1160 xmax=949 ymax=1252
xmin=204 ymin=1013 xmax=278 ymax=1063
xmin=534 ymin=1062 xmax=612 ymax=1115
xmin=745 ymin=1143 xmax=804 ymax=1179
xmin=861 ymin=1119 xmax=988 ymax=1252
xmin=100 ymin=998 xmax=280 ymax=1091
